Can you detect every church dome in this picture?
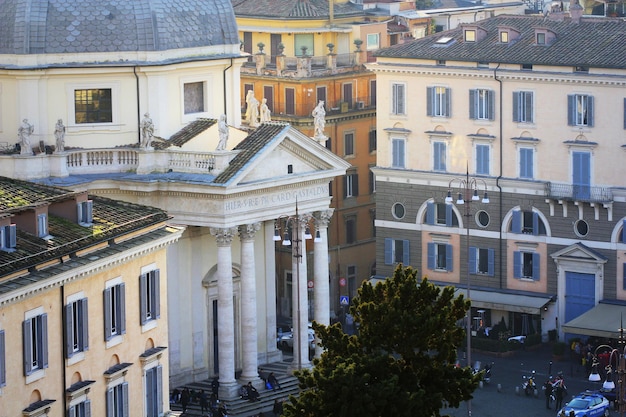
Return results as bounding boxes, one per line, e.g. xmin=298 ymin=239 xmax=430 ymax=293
xmin=0 ymin=0 xmax=239 ymax=55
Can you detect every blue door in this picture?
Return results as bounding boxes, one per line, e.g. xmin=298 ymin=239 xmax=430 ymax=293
xmin=564 ymin=271 xmax=595 ymax=340
xmin=572 ymin=151 xmax=591 ymax=200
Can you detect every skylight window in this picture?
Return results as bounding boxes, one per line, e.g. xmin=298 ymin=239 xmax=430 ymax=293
xmin=436 ymin=36 xmax=454 ymax=44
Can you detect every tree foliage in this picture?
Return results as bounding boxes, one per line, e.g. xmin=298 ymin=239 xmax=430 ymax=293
xmin=282 ymin=265 xmax=480 ymax=417
xmin=415 ymin=0 xmax=436 ymax=10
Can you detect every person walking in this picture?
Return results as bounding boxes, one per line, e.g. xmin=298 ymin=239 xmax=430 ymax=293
xmin=199 ymin=389 xmax=209 ymax=415
xmin=180 ymin=387 xmax=191 ymax=414
xmin=543 ymin=378 xmax=554 ymax=409
xmin=554 ymin=374 xmax=567 ymax=410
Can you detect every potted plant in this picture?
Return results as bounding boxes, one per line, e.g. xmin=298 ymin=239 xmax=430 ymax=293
xmin=277 ymin=42 xmax=285 ymax=54
xmin=326 ymin=42 xmax=335 ymax=53
xmin=256 ymin=42 xmax=265 ymax=53
xmin=353 ymin=39 xmax=363 ymax=51
xmin=300 ymin=45 xmax=309 ymax=56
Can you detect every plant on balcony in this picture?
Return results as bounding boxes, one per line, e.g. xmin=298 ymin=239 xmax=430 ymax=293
xmin=300 ymin=45 xmax=309 ymax=56
xmin=256 ymin=42 xmax=265 ymax=54
xmin=277 ymin=42 xmax=285 ymax=55
xmin=353 ymin=38 xmax=363 ymax=51
xmin=326 ymin=43 xmax=335 ymax=53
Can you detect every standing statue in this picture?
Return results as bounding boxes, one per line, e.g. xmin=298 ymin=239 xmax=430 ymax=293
xmin=312 ymin=100 xmax=326 ymax=139
xmin=248 ymin=95 xmax=260 ymax=127
xmin=54 ymin=119 xmax=66 ymax=153
xmin=140 ymin=113 xmax=155 ymax=149
xmin=245 ymin=90 xmax=255 ymax=123
xmin=216 ymin=114 xmax=229 ymax=151
xmin=18 ymin=118 xmax=34 ymax=155
xmin=260 ymin=98 xmax=271 ymax=123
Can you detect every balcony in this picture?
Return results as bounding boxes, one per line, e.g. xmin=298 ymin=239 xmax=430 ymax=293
xmin=546 ymin=182 xmax=613 ymax=204
xmin=240 ymin=52 xmax=364 ymax=78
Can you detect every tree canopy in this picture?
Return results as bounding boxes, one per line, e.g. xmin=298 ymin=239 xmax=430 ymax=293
xmin=282 ymin=265 xmax=480 ymax=417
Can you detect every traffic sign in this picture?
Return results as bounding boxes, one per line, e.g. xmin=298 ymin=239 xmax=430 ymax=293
xmin=340 ymin=295 xmax=349 ymax=306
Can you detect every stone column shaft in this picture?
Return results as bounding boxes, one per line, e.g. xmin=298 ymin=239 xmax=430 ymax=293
xmin=239 ymin=223 xmax=261 ymax=382
xmin=313 ymin=209 xmax=333 ymax=358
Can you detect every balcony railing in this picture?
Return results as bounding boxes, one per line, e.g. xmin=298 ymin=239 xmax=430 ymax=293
xmin=167 ymin=151 xmax=215 ymax=173
xmin=546 ymin=182 xmax=613 ymax=203
xmin=241 ymin=52 xmax=363 ymax=78
xmin=67 ymin=149 xmax=139 ymax=174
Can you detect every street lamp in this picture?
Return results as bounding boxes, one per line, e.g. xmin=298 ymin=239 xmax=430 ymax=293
xmin=445 ymin=167 xmax=489 ymax=417
xmin=273 ymin=201 xmax=321 ymax=372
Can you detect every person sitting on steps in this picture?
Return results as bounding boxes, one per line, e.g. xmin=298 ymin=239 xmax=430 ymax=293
xmin=267 ymin=372 xmax=281 ymax=390
xmin=245 ymin=381 xmax=260 ymax=402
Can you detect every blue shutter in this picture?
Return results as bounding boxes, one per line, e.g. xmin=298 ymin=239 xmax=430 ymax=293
xmin=487 ymin=90 xmax=495 ymax=120
xmin=402 ymin=240 xmax=410 ymax=265
xmin=469 ymin=89 xmax=476 ymax=119
xmin=532 ymin=212 xmax=539 ymax=236
xmin=140 ymin=273 xmax=148 ymax=325
xmin=426 ymin=202 xmax=435 ymax=225
xmin=525 ymin=92 xmax=533 ymax=122
xmin=157 ymin=365 xmax=164 ymax=415
xmin=40 ymin=314 xmax=48 ymax=369
xmin=398 ymin=85 xmax=405 ymax=114
xmin=81 ymin=298 xmax=89 ymax=351
xmin=384 ymin=238 xmax=393 ymax=264
xmin=427 ymin=87 xmax=434 ymax=116
xmin=119 ymin=283 xmax=126 ymax=335
xmin=513 ymin=251 xmax=521 ymax=278
xmin=146 ymin=368 xmax=155 ymax=417
xmin=532 ymin=253 xmax=541 ymax=281
xmin=154 ymin=270 xmax=160 ymax=319
xmin=122 ymin=382 xmax=130 ymax=417
xmin=69 ymin=406 xmax=76 ymax=417
xmin=567 ymin=95 xmax=575 ymax=126
xmin=104 ymin=288 xmax=112 ymax=341
xmin=445 ymin=203 xmax=453 ymax=227
xmin=469 ymin=247 xmax=477 ymax=274
xmin=23 ymin=319 xmax=32 ymax=375
xmin=427 ymin=242 xmax=436 ymax=270
xmin=106 ymin=388 xmax=114 ymax=417
xmin=0 ymin=330 xmax=5 ymax=387
xmin=487 ymin=249 xmax=495 ymax=276
xmin=587 ymin=96 xmax=594 ymax=127
xmin=513 ymin=92 xmax=520 ymax=122
xmin=85 ymin=400 xmax=92 ymax=417
xmin=8 ymin=224 xmax=17 ymax=248
xmin=512 ymin=211 xmax=522 ymax=233
xmin=65 ymin=303 xmax=74 ymax=358
xmin=446 ymin=244 xmax=453 ymax=272
xmin=622 ymin=220 xmax=626 ymax=243
xmin=445 ymin=88 xmax=451 ymax=117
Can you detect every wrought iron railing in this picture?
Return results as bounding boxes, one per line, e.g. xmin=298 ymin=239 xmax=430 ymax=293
xmin=546 ymin=182 xmax=613 ymax=203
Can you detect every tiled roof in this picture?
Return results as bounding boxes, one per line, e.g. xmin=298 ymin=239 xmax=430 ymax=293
xmin=232 ymin=0 xmax=364 ymax=19
xmin=155 ymin=118 xmax=217 ymax=149
xmin=0 ymin=177 xmax=170 ymax=277
xmin=0 ymin=0 xmax=239 ymax=55
xmin=375 ymin=14 xmax=626 ymax=69
xmin=213 ymin=122 xmax=290 ymax=184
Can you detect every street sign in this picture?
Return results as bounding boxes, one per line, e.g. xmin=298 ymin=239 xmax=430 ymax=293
xmin=307 ymin=280 xmax=314 ymax=288
xmin=340 ymin=295 xmax=349 ymax=306
xmin=339 ymin=278 xmax=346 ymax=287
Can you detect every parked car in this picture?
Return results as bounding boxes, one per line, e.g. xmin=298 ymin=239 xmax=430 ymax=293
xmin=279 ymin=325 xmax=315 ymax=351
xmin=557 ymin=391 xmax=610 ymax=417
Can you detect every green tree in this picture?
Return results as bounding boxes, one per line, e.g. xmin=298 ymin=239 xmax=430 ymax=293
xmin=415 ymin=0 xmax=436 ymax=10
xmin=283 ymin=265 xmax=480 ymax=417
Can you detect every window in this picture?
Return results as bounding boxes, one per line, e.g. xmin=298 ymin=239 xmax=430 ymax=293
xmin=295 ymin=33 xmax=314 ymax=56
xmin=500 ymin=31 xmax=509 ymax=43
xmin=469 ymin=89 xmax=495 ymax=120
xmin=521 ymin=63 xmax=533 ymax=71
xmin=568 ymin=94 xmax=594 ymax=127
xmin=37 ymin=213 xmax=48 ymax=238
xmin=316 ymin=86 xmax=326 ymax=107
xmin=427 ymin=86 xmax=451 ymax=117
xmin=77 ymin=200 xmax=93 ymax=226
xmin=513 ymin=251 xmax=540 ymax=280
xmin=392 ymin=203 xmax=405 ymax=219
xmin=519 ymin=147 xmax=534 ymax=179
xmin=433 ymin=141 xmax=446 ymax=171
xmin=183 ymin=82 xmax=205 ymax=114
xmin=384 ymin=238 xmax=409 ymax=265
xmin=23 ymin=312 xmax=48 ymax=376
xmin=427 ymin=242 xmax=453 ymax=271
xmin=392 ymin=83 xmax=406 ymax=115
xmin=536 ymin=32 xmax=546 ymax=45
xmin=285 ymin=88 xmax=295 ymax=115
xmin=425 ymin=202 xmax=456 ymax=226
xmin=0 ymin=329 xmax=5 ymax=387
xmin=140 ymin=270 xmax=160 ymax=325
xmin=476 ymin=144 xmax=490 ymax=175
xmin=104 ymin=283 xmax=126 ymax=341
xmin=465 ymin=29 xmax=476 ymax=42
xmin=344 ymin=132 xmax=354 ymax=156
xmin=74 ymin=89 xmax=112 ymax=124
xmin=145 ymin=366 xmax=163 ymax=417
xmin=469 ymin=247 xmax=495 ymax=276
xmin=369 ymin=129 xmax=377 ymax=152
xmin=106 ymin=382 xmax=129 ymax=417
xmin=369 ymin=170 xmax=376 ymax=194
xmin=366 ymin=33 xmax=380 ymax=50
xmin=511 ymin=210 xmax=546 ymax=235
xmin=0 ymin=224 xmax=17 ymax=251
xmin=513 ymin=91 xmax=534 ymax=123
xmin=346 ymin=217 xmax=356 ymax=244
xmin=343 ymin=173 xmax=359 ymax=198
xmin=391 ymin=138 xmax=405 ymax=168
xmin=69 ymin=400 xmax=91 ymax=417
xmin=65 ymin=298 xmax=89 ymax=358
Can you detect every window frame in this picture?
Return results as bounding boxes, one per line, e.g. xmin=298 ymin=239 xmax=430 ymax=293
xmin=104 ymin=281 xmax=126 ymax=343
xmin=513 ymin=91 xmax=534 ymax=123
xmin=469 ymin=89 xmax=495 ymax=121
xmin=391 ymin=137 xmax=405 ymax=168
xmin=469 ymin=247 xmax=495 ymax=276
xmin=106 ymin=381 xmax=129 ymax=417
xmin=513 ymin=251 xmax=540 ymax=280
xmin=182 ymin=80 xmax=207 ymax=116
xmin=140 ymin=269 xmax=161 ymax=327
xmin=391 ymin=83 xmax=406 ymax=115
xmin=366 ymin=33 xmax=380 ymax=50
xmin=73 ymin=88 xmax=113 ymax=124
xmin=427 ymin=242 xmax=453 ymax=272
xmin=427 ymin=86 xmax=451 ymax=118
xmin=475 ymin=143 xmax=490 ymax=175
xmin=345 ymin=216 xmax=357 ymax=244
xmin=384 ymin=238 xmax=409 ymax=265
xmin=23 ymin=310 xmax=48 ymax=377
xmin=0 ymin=224 xmax=17 ymax=251
xmin=77 ymin=200 xmax=94 ymax=226
xmin=344 ymin=131 xmax=355 ymax=156
xmin=433 ymin=140 xmax=447 ymax=172
xmin=568 ymin=94 xmax=594 ymax=127
xmin=145 ymin=365 xmax=163 ymax=417
xmin=426 ymin=201 xmax=454 ymax=227
xmin=65 ymin=296 xmax=89 ymax=359
xmin=66 ymin=83 xmax=120 ymax=130
xmin=343 ymin=172 xmax=359 ymax=199
xmin=519 ymin=146 xmax=534 ymax=179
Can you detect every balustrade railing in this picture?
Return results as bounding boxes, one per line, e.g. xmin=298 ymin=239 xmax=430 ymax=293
xmin=167 ymin=151 xmax=215 ymax=173
xmin=67 ymin=149 xmax=139 ymax=174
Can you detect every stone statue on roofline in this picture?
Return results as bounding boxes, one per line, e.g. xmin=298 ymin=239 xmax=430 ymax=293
xmin=216 ymin=114 xmax=229 ymax=151
xmin=18 ymin=118 xmax=34 ymax=155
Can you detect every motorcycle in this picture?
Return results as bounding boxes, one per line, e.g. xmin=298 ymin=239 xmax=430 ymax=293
xmin=522 ymin=370 xmax=537 ymax=396
xmin=472 ymin=361 xmax=494 ymax=385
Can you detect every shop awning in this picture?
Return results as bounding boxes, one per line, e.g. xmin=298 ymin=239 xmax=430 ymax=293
xmin=561 ymin=303 xmax=626 ymax=339
xmin=454 ymin=288 xmax=552 ymax=315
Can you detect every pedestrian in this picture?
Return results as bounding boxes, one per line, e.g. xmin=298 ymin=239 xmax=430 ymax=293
xmin=246 ymin=381 xmax=260 ymax=402
xmin=543 ymin=378 xmax=554 ymax=409
xmin=199 ymin=389 xmax=209 ymax=415
xmin=554 ymin=374 xmax=567 ymax=410
xmin=268 ymin=372 xmax=281 ymax=390
xmin=273 ymin=398 xmax=283 ymax=417
xmin=181 ymin=387 xmax=191 ymax=414
xmin=211 ymin=376 xmax=220 ymax=399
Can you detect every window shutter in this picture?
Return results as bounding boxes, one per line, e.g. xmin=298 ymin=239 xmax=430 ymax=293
xmin=104 ymin=288 xmax=112 ymax=341
xmin=154 ymin=270 xmax=161 ymax=319
xmin=0 ymin=330 xmax=5 ymax=387
xmin=384 ymin=238 xmax=393 ymax=265
xmin=587 ymin=96 xmax=594 ymax=127
xmin=342 ymin=176 xmax=348 ymax=199
xmin=157 ymin=365 xmax=164 ymax=415
xmin=427 ymin=87 xmax=434 ymax=116
xmin=353 ymin=174 xmax=359 ymax=197
xmin=81 ymin=298 xmax=89 ymax=351
xmin=622 ymin=220 xmax=626 ymax=243
xmin=85 ymin=400 xmax=92 ymax=417
xmin=398 ymin=84 xmax=405 ymax=114
xmin=446 ymin=244 xmax=453 ymax=272
xmin=567 ymin=94 xmax=575 ymax=126
xmin=513 ymin=251 xmax=521 ymax=278
xmin=69 ymin=406 xmax=76 ymax=417
xmin=469 ymin=89 xmax=476 ymax=119
xmin=512 ymin=92 xmax=520 ymax=122
xmin=532 ymin=253 xmax=541 ymax=280
xmin=427 ymin=242 xmax=436 ymax=270
xmin=402 ymin=240 xmax=410 ymax=265
xmin=77 ymin=203 xmax=83 ymax=224
xmin=445 ymin=203 xmax=453 ymax=227
xmin=487 ymin=249 xmax=495 ymax=276
xmin=525 ymin=92 xmax=533 ymax=122
xmin=512 ymin=211 xmax=522 ymax=233
xmin=106 ymin=388 xmax=114 ymax=417
xmin=469 ymin=247 xmax=477 ymax=274
xmin=8 ymin=224 xmax=16 ymax=248
xmin=122 ymin=382 xmax=130 ymax=417
xmin=445 ymin=88 xmax=451 ymax=117
xmin=119 ymin=283 xmax=126 ymax=335
xmin=23 ymin=319 xmax=32 ymax=375
xmin=40 ymin=314 xmax=48 ymax=369
xmin=532 ymin=212 xmax=539 ymax=236
xmin=487 ymin=90 xmax=495 ymax=120
xmin=140 ymin=273 xmax=148 ymax=325
xmin=146 ymin=368 xmax=155 ymax=417
xmin=426 ymin=202 xmax=435 ymax=225
xmin=65 ymin=303 xmax=74 ymax=358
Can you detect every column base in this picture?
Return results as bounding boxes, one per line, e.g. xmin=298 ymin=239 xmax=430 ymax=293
xmin=287 ymin=360 xmax=313 ymax=374
xmin=218 ymin=380 xmax=242 ymax=400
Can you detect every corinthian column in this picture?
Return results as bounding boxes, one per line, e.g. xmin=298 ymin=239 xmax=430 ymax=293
xmin=239 ymin=223 xmax=261 ymax=382
xmin=313 ymin=209 xmax=333 ymax=358
xmin=210 ymin=226 xmax=238 ymax=397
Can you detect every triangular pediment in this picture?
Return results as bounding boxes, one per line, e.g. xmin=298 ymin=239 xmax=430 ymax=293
xmin=550 ymin=242 xmax=608 ymax=263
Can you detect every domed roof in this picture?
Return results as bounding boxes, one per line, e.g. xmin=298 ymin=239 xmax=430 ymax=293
xmin=0 ymin=0 xmax=239 ymax=55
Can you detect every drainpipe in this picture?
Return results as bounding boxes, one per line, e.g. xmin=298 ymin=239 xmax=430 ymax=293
xmin=61 ymin=284 xmax=67 ymax=413
xmin=493 ymin=64 xmax=503 ymax=290
xmin=223 ymin=58 xmax=233 ymax=117
xmin=133 ymin=67 xmax=141 ymax=144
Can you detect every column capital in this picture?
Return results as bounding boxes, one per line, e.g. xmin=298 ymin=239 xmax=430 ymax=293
xmin=239 ymin=222 xmax=261 ymax=241
xmin=210 ymin=226 xmax=238 ymax=246
xmin=313 ymin=209 xmax=334 ymax=228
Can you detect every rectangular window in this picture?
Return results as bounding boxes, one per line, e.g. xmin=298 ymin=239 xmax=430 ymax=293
xmin=106 ymin=382 xmax=129 ymax=417
xmin=37 ymin=213 xmax=48 ymax=238
xmin=433 ymin=141 xmax=446 ymax=172
xmin=316 ymin=86 xmax=326 ymax=108
xmin=536 ymin=32 xmax=546 ymax=45
xmin=391 ymin=138 xmax=405 ymax=168
xmin=366 ymin=33 xmax=379 ymax=50
xmin=465 ymin=29 xmax=476 ymax=42
xmin=513 ymin=91 xmax=534 ymax=123
xmin=384 ymin=238 xmax=409 ymax=265
xmin=23 ymin=313 xmax=48 ymax=375
xmin=264 ymin=85 xmax=274 ymax=112
xmin=476 ymin=144 xmax=490 ymax=175
xmin=285 ymin=88 xmax=295 ymax=115
xmin=500 ymin=31 xmax=509 ymax=43
xmin=392 ymin=83 xmax=405 ymax=115
xmin=77 ymin=200 xmax=93 ymax=226
xmin=145 ymin=366 xmax=163 ymax=417
xmin=294 ymin=33 xmax=314 ymax=56
xmin=369 ymin=129 xmax=377 ymax=152
xmin=183 ymin=82 xmax=205 ymax=114
xmin=519 ymin=147 xmax=534 ymax=179
xmin=344 ymin=132 xmax=354 ymax=156
xmin=140 ymin=270 xmax=160 ymax=325
xmin=74 ymin=89 xmax=112 ymax=124
xmin=426 ymin=201 xmax=454 ymax=227
xmin=69 ymin=400 xmax=91 ymax=417
xmin=343 ymin=173 xmax=359 ymax=199
xmin=104 ymin=283 xmax=126 ymax=341
xmin=0 ymin=330 xmax=5 ymax=387
xmin=568 ymin=94 xmax=594 ymax=127
xmin=469 ymin=89 xmax=495 ymax=120
xmin=370 ymin=79 xmax=377 ymax=107
xmin=427 ymin=242 xmax=453 ymax=272
xmin=0 ymin=224 xmax=17 ymax=251
xmin=512 ymin=210 xmax=540 ymax=235
xmin=469 ymin=247 xmax=495 ymax=276
xmin=427 ymin=86 xmax=451 ymax=117
xmin=346 ymin=217 xmax=356 ymax=244
xmin=65 ymin=298 xmax=89 ymax=358
xmin=513 ymin=251 xmax=540 ymax=280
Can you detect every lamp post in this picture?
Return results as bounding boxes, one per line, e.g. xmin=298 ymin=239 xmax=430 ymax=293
xmin=445 ymin=167 xmax=489 ymax=417
xmin=273 ymin=201 xmax=321 ymax=372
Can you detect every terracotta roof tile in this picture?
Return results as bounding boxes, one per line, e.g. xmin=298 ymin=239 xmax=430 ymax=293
xmin=232 ymin=0 xmax=364 ymax=19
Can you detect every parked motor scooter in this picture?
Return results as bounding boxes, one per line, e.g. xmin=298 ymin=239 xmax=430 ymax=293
xmin=522 ymin=370 xmax=537 ymax=396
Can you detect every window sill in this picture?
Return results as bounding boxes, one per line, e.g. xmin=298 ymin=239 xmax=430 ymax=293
xmin=141 ymin=319 xmax=158 ymax=333
xmin=26 ymin=368 xmax=46 ymax=385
